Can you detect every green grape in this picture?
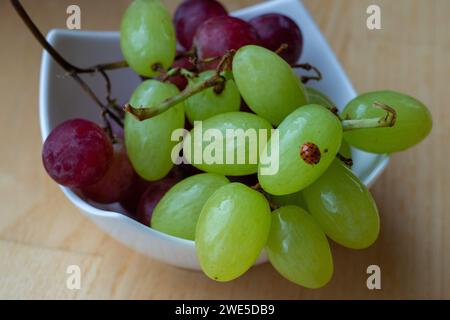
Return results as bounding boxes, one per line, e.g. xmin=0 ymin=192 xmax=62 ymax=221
xmin=185 ymin=71 xmax=241 ymax=125
xmin=305 ymin=88 xmax=353 ymax=161
xmin=232 ymin=45 xmax=308 ymax=126
xmin=343 ymin=91 xmax=432 ymax=153
xmin=258 ymin=105 xmax=342 ymax=195
xmin=269 ymin=191 xmax=307 ymax=209
xmin=303 ymin=160 xmax=380 ymax=249
xmin=152 ymin=173 xmax=229 ymax=240
xmin=125 ymin=80 xmax=184 ymax=181
xmin=120 ymin=0 xmax=176 ymax=77
xmin=306 ymin=87 xmax=335 ymax=109
xmin=266 ymin=206 xmax=333 ymax=289
xmin=339 ymin=138 xmax=353 ymax=168
xmin=183 ymin=112 xmax=273 ymax=176
xmin=196 ymin=183 xmax=271 ymax=282
xmin=339 ymin=138 xmax=352 ymax=160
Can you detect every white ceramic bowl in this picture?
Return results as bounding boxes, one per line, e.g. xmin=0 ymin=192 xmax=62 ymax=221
xmin=39 ymin=0 xmax=389 ymax=270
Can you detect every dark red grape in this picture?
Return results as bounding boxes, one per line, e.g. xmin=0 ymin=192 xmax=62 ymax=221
xmin=174 ymin=0 xmax=228 ymax=50
xmin=42 ymin=119 xmax=113 ymax=188
xmin=136 ymin=176 xmax=180 ymax=226
xmin=119 ymin=175 xmax=152 ymax=214
xmin=80 ymin=144 xmax=135 ymax=204
xmin=194 ymin=16 xmax=261 ymax=69
xmin=120 ymin=167 xmax=184 ymax=216
xmin=249 ymin=13 xmax=303 ymax=64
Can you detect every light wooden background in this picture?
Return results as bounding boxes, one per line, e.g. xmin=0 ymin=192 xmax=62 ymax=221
xmin=0 ymin=0 xmax=448 ymax=299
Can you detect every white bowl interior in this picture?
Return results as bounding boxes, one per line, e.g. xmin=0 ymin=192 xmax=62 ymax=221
xmin=40 ymin=0 xmax=389 ymax=270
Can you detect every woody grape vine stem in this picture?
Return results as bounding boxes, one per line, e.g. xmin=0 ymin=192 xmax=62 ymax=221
xmin=10 ymin=0 xmax=124 ymax=136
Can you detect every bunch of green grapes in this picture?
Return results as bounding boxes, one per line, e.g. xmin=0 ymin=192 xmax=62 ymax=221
xmin=114 ymin=0 xmax=433 ymax=288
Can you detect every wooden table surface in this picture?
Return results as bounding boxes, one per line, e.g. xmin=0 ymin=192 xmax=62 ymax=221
xmin=0 ymin=0 xmax=448 ymax=299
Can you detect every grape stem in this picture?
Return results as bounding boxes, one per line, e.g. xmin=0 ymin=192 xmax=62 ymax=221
xmin=78 ymin=60 xmax=129 ymax=74
xmin=124 ymin=73 xmax=225 ymax=120
xmin=275 ymin=43 xmax=289 ymax=55
xmin=337 ymin=154 xmax=354 ymax=167
xmin=341 ymin=102 xmax=397 ymax=131
xmin=275 ymin=44 xmax=322 ymax=84
xmin=10 ymin=0 xmax=124 ymax=134
xmin=251 ymin=183 xmax=280 ymax=211
xmin=176 ymin=49 xmax=196 ymax=60
xmin=124 ymin=51 xmax=236 ymax=121
xmin=161 ymin=67 xmax=196 ymax=83
xmin=291 ymin=63 xmax=323 ymax=84
xmin=181 ymin=48 xmax=225 ymax=71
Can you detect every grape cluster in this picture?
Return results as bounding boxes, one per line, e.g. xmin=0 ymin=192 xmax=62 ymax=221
xmin=41 ymin=0 xmax=432 ymax=288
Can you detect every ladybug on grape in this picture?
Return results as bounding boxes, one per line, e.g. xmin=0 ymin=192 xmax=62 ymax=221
xmin=300 ymin=142 xmax=321 ymax=165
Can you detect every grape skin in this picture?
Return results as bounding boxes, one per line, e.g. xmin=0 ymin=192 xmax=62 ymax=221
xmin=152 ymin=173 xmax=229 ymax=240
xmin=135 ymin=174 xmax=181 ymax=227
xmin=259 ymin=105 xmax=342 ymax=195
xmin=232 ymin=45 xmax=308 ymax=126
xmin=194 ymin=16 xmax=261 ymax=70
xmin=303 ymin=160 xmax=380 ymax=249
xmin=185 ymin=70 xmax=241 ymax=124
xmin=196 ymin=183 xmax=271 ymax=282
xmin=120 ymin=0 xmax=176 ymax=77
xmin=125 ymin=80 xmax=185 ymax=181
xmin=339 ymin=139 xmax=353 ymax=161
xmin=42 ymin=119 xmax=113 ymax=188
xmin=174 ymin=0 xmax=228 ymax=50
xmin=81 ymin=144 xmax=135 ymax=204
xmin=306 ymin=87 xmax=335 ymax=109
xmin=266 ymin=206 xmax=334 ymax=289
xmin=343 ymin=91 xmax=432 ymax=153
xmin=249 ymin=13 xmax=303 ymax=64
xmin=120 ymin=175 xmax=152 ymax=215
xmin=183 ymin=112 xmax=273 ymax=176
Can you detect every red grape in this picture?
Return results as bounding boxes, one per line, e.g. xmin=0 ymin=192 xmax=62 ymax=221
xmin=119 ymin=175 xmax=152 ymax=214
xmin=42 ymin=119 xmax=113 ymax=188
xmin=136 ymin=175 xmax=180 ymax=226
xmin=81 ymin=144 xmax=135 ymax=204
xmin=174 ymin=0 xmax=228 ymax=50
xmin=194 ymin=16 xmax=261 ymax=69
xmin=249 ymin=13 xmax=303 ymax=64
xmin=120 ymin=167 xmax=184 ymax=217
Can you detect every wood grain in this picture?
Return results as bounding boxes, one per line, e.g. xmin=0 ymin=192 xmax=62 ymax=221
xmin=0 ymin=0 xmax=448 ymax=299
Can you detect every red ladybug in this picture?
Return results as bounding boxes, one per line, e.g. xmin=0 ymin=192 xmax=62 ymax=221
xmin=300 ymin=143 xmax=321 ymax=165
